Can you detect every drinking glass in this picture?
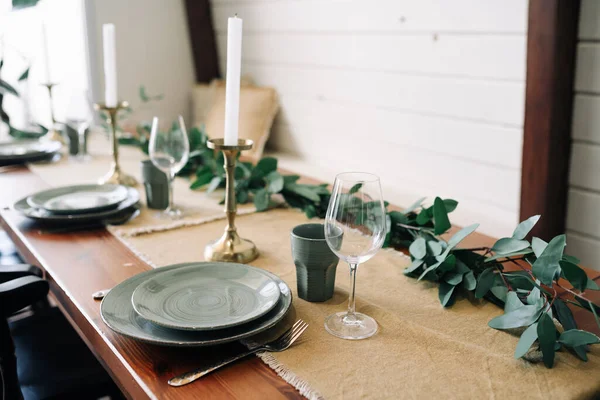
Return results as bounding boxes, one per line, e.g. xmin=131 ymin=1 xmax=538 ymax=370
xmin=149 ymin=116 xmax=190 ymax=219
xmin=65 ymin=89 xmax=93 ymax=161
xmin=324 ymin=172 xmax=386 ymax=339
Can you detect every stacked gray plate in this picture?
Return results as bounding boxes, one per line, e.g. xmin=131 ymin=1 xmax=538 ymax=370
xmin=14 ymin=184 xmax=140 ymax=224
xmin=0 ymin=139 xmax=61 ymax=166
xmin=101 ymin=262 xmax=292 ymax=346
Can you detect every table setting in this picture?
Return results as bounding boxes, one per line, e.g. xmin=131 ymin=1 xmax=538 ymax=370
xmin=1 ymin=11 xmax=599 ymax=400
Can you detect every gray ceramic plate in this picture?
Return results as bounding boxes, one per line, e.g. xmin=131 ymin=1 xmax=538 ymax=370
xmin=132 ymin=263 xmax=281 ymax=331
xmin=27 ymin=184 xmax=129 ymax=214
xmin=14 ymin=187 xmax=139 ymax=222
xmin=0 ymin=140 xmax=61 ymax=160
xmin=101 ymin=263 xmax=292 ymax=347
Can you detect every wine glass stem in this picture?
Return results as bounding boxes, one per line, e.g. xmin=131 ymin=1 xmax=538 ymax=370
xmin=347 ymin=262 xmax=358 ymax=317
xmin=77 ymin=126 xmax=85 ymax=156
xmin=168 ymin=172 xmax=175 ymax=211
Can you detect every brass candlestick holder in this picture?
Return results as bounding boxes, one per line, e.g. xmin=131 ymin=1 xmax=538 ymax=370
xmin=94 ymin=101 xmax=137 ymax=187
xmin=204 ymin=138 xmax=259 ymax=264
xmin=41 ymin=83 xmax=65 ymax=143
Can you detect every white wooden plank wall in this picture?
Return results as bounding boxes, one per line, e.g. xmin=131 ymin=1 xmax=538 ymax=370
xmin=567 ymin=0 xmax=600 ymax=270
xmin=210 ymin=0 xmax=528 ymax=237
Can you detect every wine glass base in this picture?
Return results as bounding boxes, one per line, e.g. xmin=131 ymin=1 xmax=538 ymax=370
xmin=156 ymin=207 xmax=184 ymax=220
xmin=324 ymin=311 xmax=378 ymax=340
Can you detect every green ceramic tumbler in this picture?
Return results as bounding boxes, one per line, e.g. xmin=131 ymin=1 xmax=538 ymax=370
xmin=291 ymin=223 xmax=342 ymax=302
xmin=141 ymin=160 xmax=170 ymax=210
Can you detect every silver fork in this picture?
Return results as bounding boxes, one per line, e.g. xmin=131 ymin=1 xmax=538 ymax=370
xmin=168 ymin=319 xmax=309 ymax=387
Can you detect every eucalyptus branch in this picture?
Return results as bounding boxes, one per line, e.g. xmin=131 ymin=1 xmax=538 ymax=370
xmin=396 ymin=223 xmax=435 ymax=234
xmin=554 ymin=281 xmax=600 ymax=310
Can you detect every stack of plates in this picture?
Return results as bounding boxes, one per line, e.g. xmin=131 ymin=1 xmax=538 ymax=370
xmin=101 ymin=262 xmax=292 ymax=346
xmin=13 ymin=184 xmax=140 ymax=224
xmin=0 ymin=140 xmax=62 ymax=166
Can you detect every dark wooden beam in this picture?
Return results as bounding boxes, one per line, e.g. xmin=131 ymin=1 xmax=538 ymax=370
xmin=520 ymin=0 xmax=581 ymax=239
xmin=183 ymin=0 xmax=220 ymax=83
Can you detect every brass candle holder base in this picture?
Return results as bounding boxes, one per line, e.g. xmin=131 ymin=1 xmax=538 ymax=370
xmin=204 ymin=138 xmax=258 ymax=264
xmin=41 ymin=83 xmax=66 ymax=144
xmin=42 ymin=128 xmax=64 ymax=143
xmin=94 ymin=101 xmax=138 ymax=187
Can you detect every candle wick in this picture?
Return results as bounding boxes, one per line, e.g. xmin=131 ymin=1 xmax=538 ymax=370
xmin=234 ymin=13 xmax=238 ymax=18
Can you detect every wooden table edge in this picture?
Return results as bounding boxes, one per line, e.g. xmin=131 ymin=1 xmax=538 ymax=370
xmin=0 ymin=211 xmax=155 ymax=399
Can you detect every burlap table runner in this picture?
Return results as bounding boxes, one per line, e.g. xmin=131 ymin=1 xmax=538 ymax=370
xmin=25 ymin=139 xmax=600 ymax=399
xmin=116 ymin=208 xmax=599 ymax=400
xmin=28 ymin=134 xmax=255 ymax=237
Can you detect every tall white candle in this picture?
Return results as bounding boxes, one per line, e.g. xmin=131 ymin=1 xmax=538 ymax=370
xmin=102 ymin=24 xmax=118 ymax=108
xmin=223 ymin=16 xmax=242 ymax=146
xmin=41 ymin=23 xmax=51 ymax=83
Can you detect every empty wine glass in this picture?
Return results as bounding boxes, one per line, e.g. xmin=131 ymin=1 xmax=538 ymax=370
xmin=149 ymin=116 xmax=190 ymax=219
xmin=324 ymin=172 xmax=386 ymax=340
xmin=65 ymin=89 xmax=93 ymax=161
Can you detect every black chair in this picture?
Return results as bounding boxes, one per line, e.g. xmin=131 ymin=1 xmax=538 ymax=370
xmin=0 ymin=265 xmax=124 ymax=400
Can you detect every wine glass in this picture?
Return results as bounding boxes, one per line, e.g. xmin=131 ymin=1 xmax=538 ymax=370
xmin=149 ymin=115 xmax=190 ymax=219
xmin=65 ymin=89 xmax=93 ymax=161
xmin=324 ymin=172 xmax=386 ymax=340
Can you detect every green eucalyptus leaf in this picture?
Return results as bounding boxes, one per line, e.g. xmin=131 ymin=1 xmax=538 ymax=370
xmin=304 ymin=204 xmax=317 ymax=219
xmin=463 ymin=270 xmax=477 ymax=291
xmin=253 ymin=188 xmax=270 ymax=211
xmin=18 ymin=67 xmax=30 ymax=81
xmin=190 ymin=172 xmax=213 ymax=189
xmin=265 ymin=171 xmax=284 ymax=193
xmin=475 ymin=267 xmax=496 ymax=299
xmin=439 ymin=281 xmax=456 ymax=307
xmin=427 ymin=241 xmax=443 ymax=257
xmin=443 ymin=199 xmax=458 ymax=213
xmin=236 ymin=189 xmax=249 ymax=204
xmin=559 ymin=330 xmax=600 ymax=347
xmin=485 ymin=249 xmax=533 ymax=262
xmin=389 ymin=211 xmax=409 ymax=225
xmin=256 ymin=157 xmax=278 ymax=175
xmin=437 ymin=254 xmax=456 ymax=273
xmin=560 ymin=261 xmax=588 ymax=291
xmin=416 ymin=208 xmax=430 ymax=225
xmin=537 ymin=312 xmax=557 ymax=368
xmin=531 ymin=237 xmax=548 ymax=258
xmin=417 ymin=260 xmax=442 ymax=281
xmin=514 ymin=323 xmax=538 ymax=359
xmin=532 ymin=235 xmax=566 ymax=286
xmin=12 ymin=0 xmax=41 ymax=10
xmin=491 ymin=237 xmax=530 ymax=255
xmin=504 ymin=272 xmax=535 ymax=291
xmin=488 ymin=304 xmax=544 ymax=330
xmin=283 ymin=175 xmax=300 ymax=185
xmin=526 ymin=287 xmax=541 ymax=305
xmin=445 ymin=224 xmax=479 ymax=253
xmin=404 ymin=259 xmax=423 ymax=275
xmin=512 ymin=215 xmax=541 ymax=240
xmin=490 ymin=286 xmax=508 ymax=302
xmin=284 ymin=184 xmax=321 ymax=203
xmin=433 ymin=197 xmax=451 ymax=235
xmin=505 ymin=291 xmax=525 ymax=312
xmin=455 ymin=259 xmax=470 ymax=274
xmin=563 ymin=254 xmax=581 ymax=265
xmin=206 ymin=176 xmax=222 ymax=193
xmin=586 ymin=278 xmax=600 ymax=291
xmin=349 ymin=183 xmax=362 ymax=194
xmin=552 ymin=298 xmax=588 ymax=360
xmin=403 ymin=196 xmax=426 ymax=214
xmin=0 ymin=79 xmax=18 ymax=96
xmin=444 ymin=271 xmax=463 ymax=285
xmin=409 ymin=237 xmax=427 ymax=259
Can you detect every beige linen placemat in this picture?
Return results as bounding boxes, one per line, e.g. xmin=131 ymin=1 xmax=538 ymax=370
xmin=28 ymin=134 xmax=255 ymax=237
xmin=115 ymin=208 xmax=600 ymax=400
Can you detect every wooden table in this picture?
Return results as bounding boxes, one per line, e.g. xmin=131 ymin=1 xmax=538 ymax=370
xmin=1 ymin=166 xmax=599 ymax=399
